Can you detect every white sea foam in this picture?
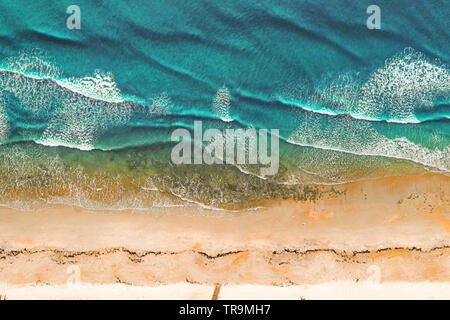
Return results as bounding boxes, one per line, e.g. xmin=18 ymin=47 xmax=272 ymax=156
xmin=277 ymin=48 xmax=449 ymax=124
xmin=0 ymin=50 xmax=133 ymax=150
xmin=357 ymin=48 xmax=450 ymax=121
xmin=148 ymin=91 xmax=171 ymax=116
xmin=1 ymin=50 xmax=124 ymax=102
xmin=39 ymin=101 xmax=95 ymax=150
xmin=0 ymin=95 xmax=8 ymax=142
xmin=287 ymin=113 xmax=449 ymax=172
xmin=3 ymin=49 xmax=61 ymax=78
xmin=39 ymin=98 xmax=133 ymax=150
xmin=284 ymin=48 xmax=450 ymax=172
xmin=213 ymin=85 xmax=233 ymax=122
xmin=57 ymin=69 xmax=123 ymax=103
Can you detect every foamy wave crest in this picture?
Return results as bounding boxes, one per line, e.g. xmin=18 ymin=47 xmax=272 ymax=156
xmin=357 ymin=48 xmax=450 ymax=122
xmin=213 ymin=85 xmax=233 ymax=122
xmin=40 ymin=101 xmax=97 ymax=151
xmin=148 ymin=92 xmax=171 ymax=116
xmin=287 ymin=114 xmax=449 ymax=172
xmin=0 ymin=68 xmax=133 ymax=150
xmin=0 ymin=50 xmax=134 ymax=150
xmin=58 ymin=69 xmax=123 ymax=103
xmin=0 ymin=101 xmax=8 ymax=142
xmin=1 ymin=50 xmax=124 ymax=103
xmin=277 ymin=48 xmax=450 ymax=123
xmin=39 ymin=98 xmax=133 ymax=150
xmin=3 ymin=49 xmax=61 ymax=78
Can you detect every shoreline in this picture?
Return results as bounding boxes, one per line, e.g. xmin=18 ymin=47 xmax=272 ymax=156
xmin=0 ymin=173 xmax=448 ymax=297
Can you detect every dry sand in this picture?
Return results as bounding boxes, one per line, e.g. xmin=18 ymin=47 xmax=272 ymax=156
xmin=0 ymin=173 xmax=448 ymax=299
xmin=1 ymin=282 xmax=449 ymax=300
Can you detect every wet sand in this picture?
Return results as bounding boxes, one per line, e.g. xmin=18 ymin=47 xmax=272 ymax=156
xmin=0 ymin=173 xmax=448 ymax=298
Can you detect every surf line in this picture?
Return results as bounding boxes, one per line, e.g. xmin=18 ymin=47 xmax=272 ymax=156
xmin=171 ymin=120 xmax=279 ymax=176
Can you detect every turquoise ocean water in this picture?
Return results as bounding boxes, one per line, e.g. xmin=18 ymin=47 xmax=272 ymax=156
xmin=0 ymin=0 xmax=448 ymax=209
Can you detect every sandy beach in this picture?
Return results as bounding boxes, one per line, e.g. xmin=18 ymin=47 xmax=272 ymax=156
xmin=1 ymin=0 xmax=449 ymax=304
xmin=0 ymin=173 xmax=449 ymax=298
